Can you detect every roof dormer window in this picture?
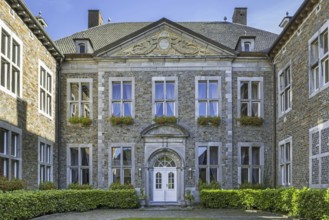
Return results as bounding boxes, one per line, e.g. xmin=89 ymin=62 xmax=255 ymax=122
xmin=240 ymin=38 xmax=255 ymax=52
xmin=74 ymin=38 xmax=94 ymax=54
xmin=79 ymin=43 xmax=86 ymax=54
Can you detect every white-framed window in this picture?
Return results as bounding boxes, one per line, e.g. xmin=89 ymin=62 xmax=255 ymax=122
xmin=0 ymin=20 xmax=23 ymax=97
xmin=109 ymin=77 xmax=134 ymax=117
xmin=39 ymin=61 xmax=53 ymax=118
xmin=237 ymin=77 xmax=263 ymax=118
xmin=278 ymin=63 xmax=292 ymax=116
xmin=67 ymin=144 xmax=92 ymax=185
xmin=279 ymin=137 xmax=292 ymax=186
xmin=309 ymin=20 xmax=329 ymax=96
xmin=109 ymin=144 xmax=134 ymax=185
xmin=196 ymin=142 xmax=222 ymax=184
xmin=0 ymin=122 xmax=21 ymax=179
xmin=78 ymin=43 xmax=86 ymax=54
xmin=195 ymin=76 xmax=221 ymax=118
xmin=241 ymin=38 xmax=255 ymax=52
xmin=238 ymin=142 xmax=264 ymax=185
xmin=244 ymin=42 xmax=251 ymax=52
xmin=152 ymin=77 xmax=178 ymax=117
xmin=67 ymin=79 xmax=93 ymax=118
xmin=38 ymin=138 xmax=53 ymax=184
xmin=309 ymin=120 xmax=329 ymax=188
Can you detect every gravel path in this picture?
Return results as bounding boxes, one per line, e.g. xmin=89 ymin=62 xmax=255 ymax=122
xmin=33 ymin=208 xmax=290 ymax=220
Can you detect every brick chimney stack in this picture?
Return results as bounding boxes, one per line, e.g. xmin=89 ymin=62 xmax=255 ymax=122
xmin=232 ymin=8 xmax=247 ymax=25
xmin=88 ymin=10 xmax=103 ymax=29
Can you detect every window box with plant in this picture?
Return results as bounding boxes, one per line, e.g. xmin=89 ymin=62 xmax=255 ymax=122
xmin=69 ymin=116 xmax=92 ymax=127
xmin=238 ymin=116 xmax=264 ymax=126
xmin=153 ymin=116 xmax=177 ymax=124
xmin=197 ymin=116 xmax=220 ymax=126
xmin=109 ymin=116 xmax=134 ymax=126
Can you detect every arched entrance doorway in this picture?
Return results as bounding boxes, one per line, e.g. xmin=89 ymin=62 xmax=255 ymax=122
xmin=153 ymin=155 xmax=177 ymax=202
xmin=141 ymin=123 xmax=189 ymax=205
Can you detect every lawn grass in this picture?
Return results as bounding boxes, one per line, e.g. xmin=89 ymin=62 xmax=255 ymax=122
xmin=117 ymin=218 xmax=216 ymax=220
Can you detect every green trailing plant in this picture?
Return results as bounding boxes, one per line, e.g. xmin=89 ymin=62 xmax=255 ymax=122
xmin=198 ymin=179 xmax=221 ymax=191
xmin=153 ymin=116 xmax=177 ymax=124
xmin=69 ymin=116 xmax=92 ymax=127
xmin=109 ymin=116 xmax=134 ymax=125
xmin=0 ymin=189 xmax=138 ymax=219
xmin=0 ymin=177 xmax=26 ymax=192
xmin=197 ymin=116 xmax=220 ymax=126
xmin=39 ymin=181 xmax=56 ymax=190
xmin=68 ymin=183 xmax=93 ymax=190
xmin=238 ymin=116 xmax=264 ymax=126
xmin=109 ymin=182 xmax=134 ymax=190
xmin=138 ymin=188 xmax=147 ymax=200
xmin=184 ymin=190 xmax=194 ymax=203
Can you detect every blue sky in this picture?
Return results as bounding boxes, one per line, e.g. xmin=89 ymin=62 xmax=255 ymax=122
xmin=24 ymin=0 xmax=304 ymax=40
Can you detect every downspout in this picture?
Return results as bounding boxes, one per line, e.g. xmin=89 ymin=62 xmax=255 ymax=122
xmin=56 ymin=58 xmax=63 ymax=188
xmin=272 ymin=59 xmax=277 ymax=188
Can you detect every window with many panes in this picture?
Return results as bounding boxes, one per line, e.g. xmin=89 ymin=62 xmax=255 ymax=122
xmin=238 ymin=143 xmax=264 ymax=185
xmin=39 ymin=61 xmax=53 ymax=117
xmin=279 ymin=137 xmax=292 ymax=186
xmin=0 ymin=123 xmax=21 ymax=179
xmin=38 ymin=138 xmax=53 ymax=184
xmin=278 ymin=64 xmax=292 ymax=115
xmin=67 ymin=79 xmax=92 ymax=118
xmin=309 ymin=121 xmax=329 ymax=188
xmin=195 ymin=77 xmax=221 ymax=118
xmin=109 ymin=145 xmax=134 ymax=185
xmin=196 ymin=142 xmax=221 ymax=184
xmin=309 ymin=20 xmax=329 ymax=95
xmin=109 ymin=77 xmax=134 ymax=117
xmin=238 ymin=77 xmax=263 ymax=118
xmin=0 ymin=20 xmax=22 ymax=96
xmin=152 ymin=77 xmax=177 ymax=117
xmin=67 ymin=145 xmax=92 ymax=185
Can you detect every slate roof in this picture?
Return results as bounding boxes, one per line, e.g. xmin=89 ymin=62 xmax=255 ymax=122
xmin=55 ymin=19 xmax=278 ymax=55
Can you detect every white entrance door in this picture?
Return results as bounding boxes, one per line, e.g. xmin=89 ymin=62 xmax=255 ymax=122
xmin=153 ymin=167 xmax=177 ymax=202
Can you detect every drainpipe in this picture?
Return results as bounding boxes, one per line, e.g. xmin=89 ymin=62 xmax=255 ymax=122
xmin=56 ymin=58 xmax=63 ymax=188
xmin=272 ymin=60 xmax=277 ymax=188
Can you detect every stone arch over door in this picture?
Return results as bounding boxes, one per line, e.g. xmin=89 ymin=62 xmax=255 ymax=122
xmin=141 ymin=124 xmax=189 ymax=205
xmin=148 ymin=149 xmax=183 ymax=203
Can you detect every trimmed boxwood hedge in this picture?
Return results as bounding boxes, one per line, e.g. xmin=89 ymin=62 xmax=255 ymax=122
xmin=200 ymin=188 xmax=329 ymax=220
xmin=0 ymin=189 xmax=138 ymax=220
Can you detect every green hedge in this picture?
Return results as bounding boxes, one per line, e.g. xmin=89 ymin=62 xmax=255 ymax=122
xmin=200 ymin=188 xmax=329 ymax=220
xmin=0 ymin=189 xmax=138 ymax=220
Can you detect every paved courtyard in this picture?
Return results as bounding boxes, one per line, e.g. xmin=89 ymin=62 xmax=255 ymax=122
xmin=33 ymin=208 xmax=290 ymax=220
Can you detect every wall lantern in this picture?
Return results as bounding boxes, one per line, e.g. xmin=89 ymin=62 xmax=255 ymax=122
xmin=138 ymin=168 xmax=142 ymax=177
xmin=188 ymin=168 xmax=193 ymax=179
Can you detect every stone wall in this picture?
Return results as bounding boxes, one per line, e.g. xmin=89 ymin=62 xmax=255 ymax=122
xmin=0 ymin=0 xmax=58 ymax=188
xmin=274 ymin=1 xmax=329 ymax=187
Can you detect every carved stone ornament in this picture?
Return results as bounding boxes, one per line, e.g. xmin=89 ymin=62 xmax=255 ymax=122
xmin=115 ymin=30 xmax=222 ymax=56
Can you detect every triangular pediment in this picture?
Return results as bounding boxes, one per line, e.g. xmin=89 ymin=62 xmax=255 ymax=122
xmin=95 ymin=18 xmax=236 ymax=58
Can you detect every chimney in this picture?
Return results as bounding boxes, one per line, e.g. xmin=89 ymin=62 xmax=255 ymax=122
xmin=88 ymin=10 xmax=103 ymax=29
xmin=232 ymin=8 xmax=247 ymax=25
xmin=279 ymin=12 xmax=292 ymax=29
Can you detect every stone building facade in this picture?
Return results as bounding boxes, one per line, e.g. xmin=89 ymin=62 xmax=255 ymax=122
xmin=56 ymin=12 xmax=276 ymax=204
xmin=270 ymin=0 xmax=329 ymax=188
xmin=0 ymin=0 xmax=62 ymax=188
xmin=3 ymin=0 xmax=328 ymax=207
